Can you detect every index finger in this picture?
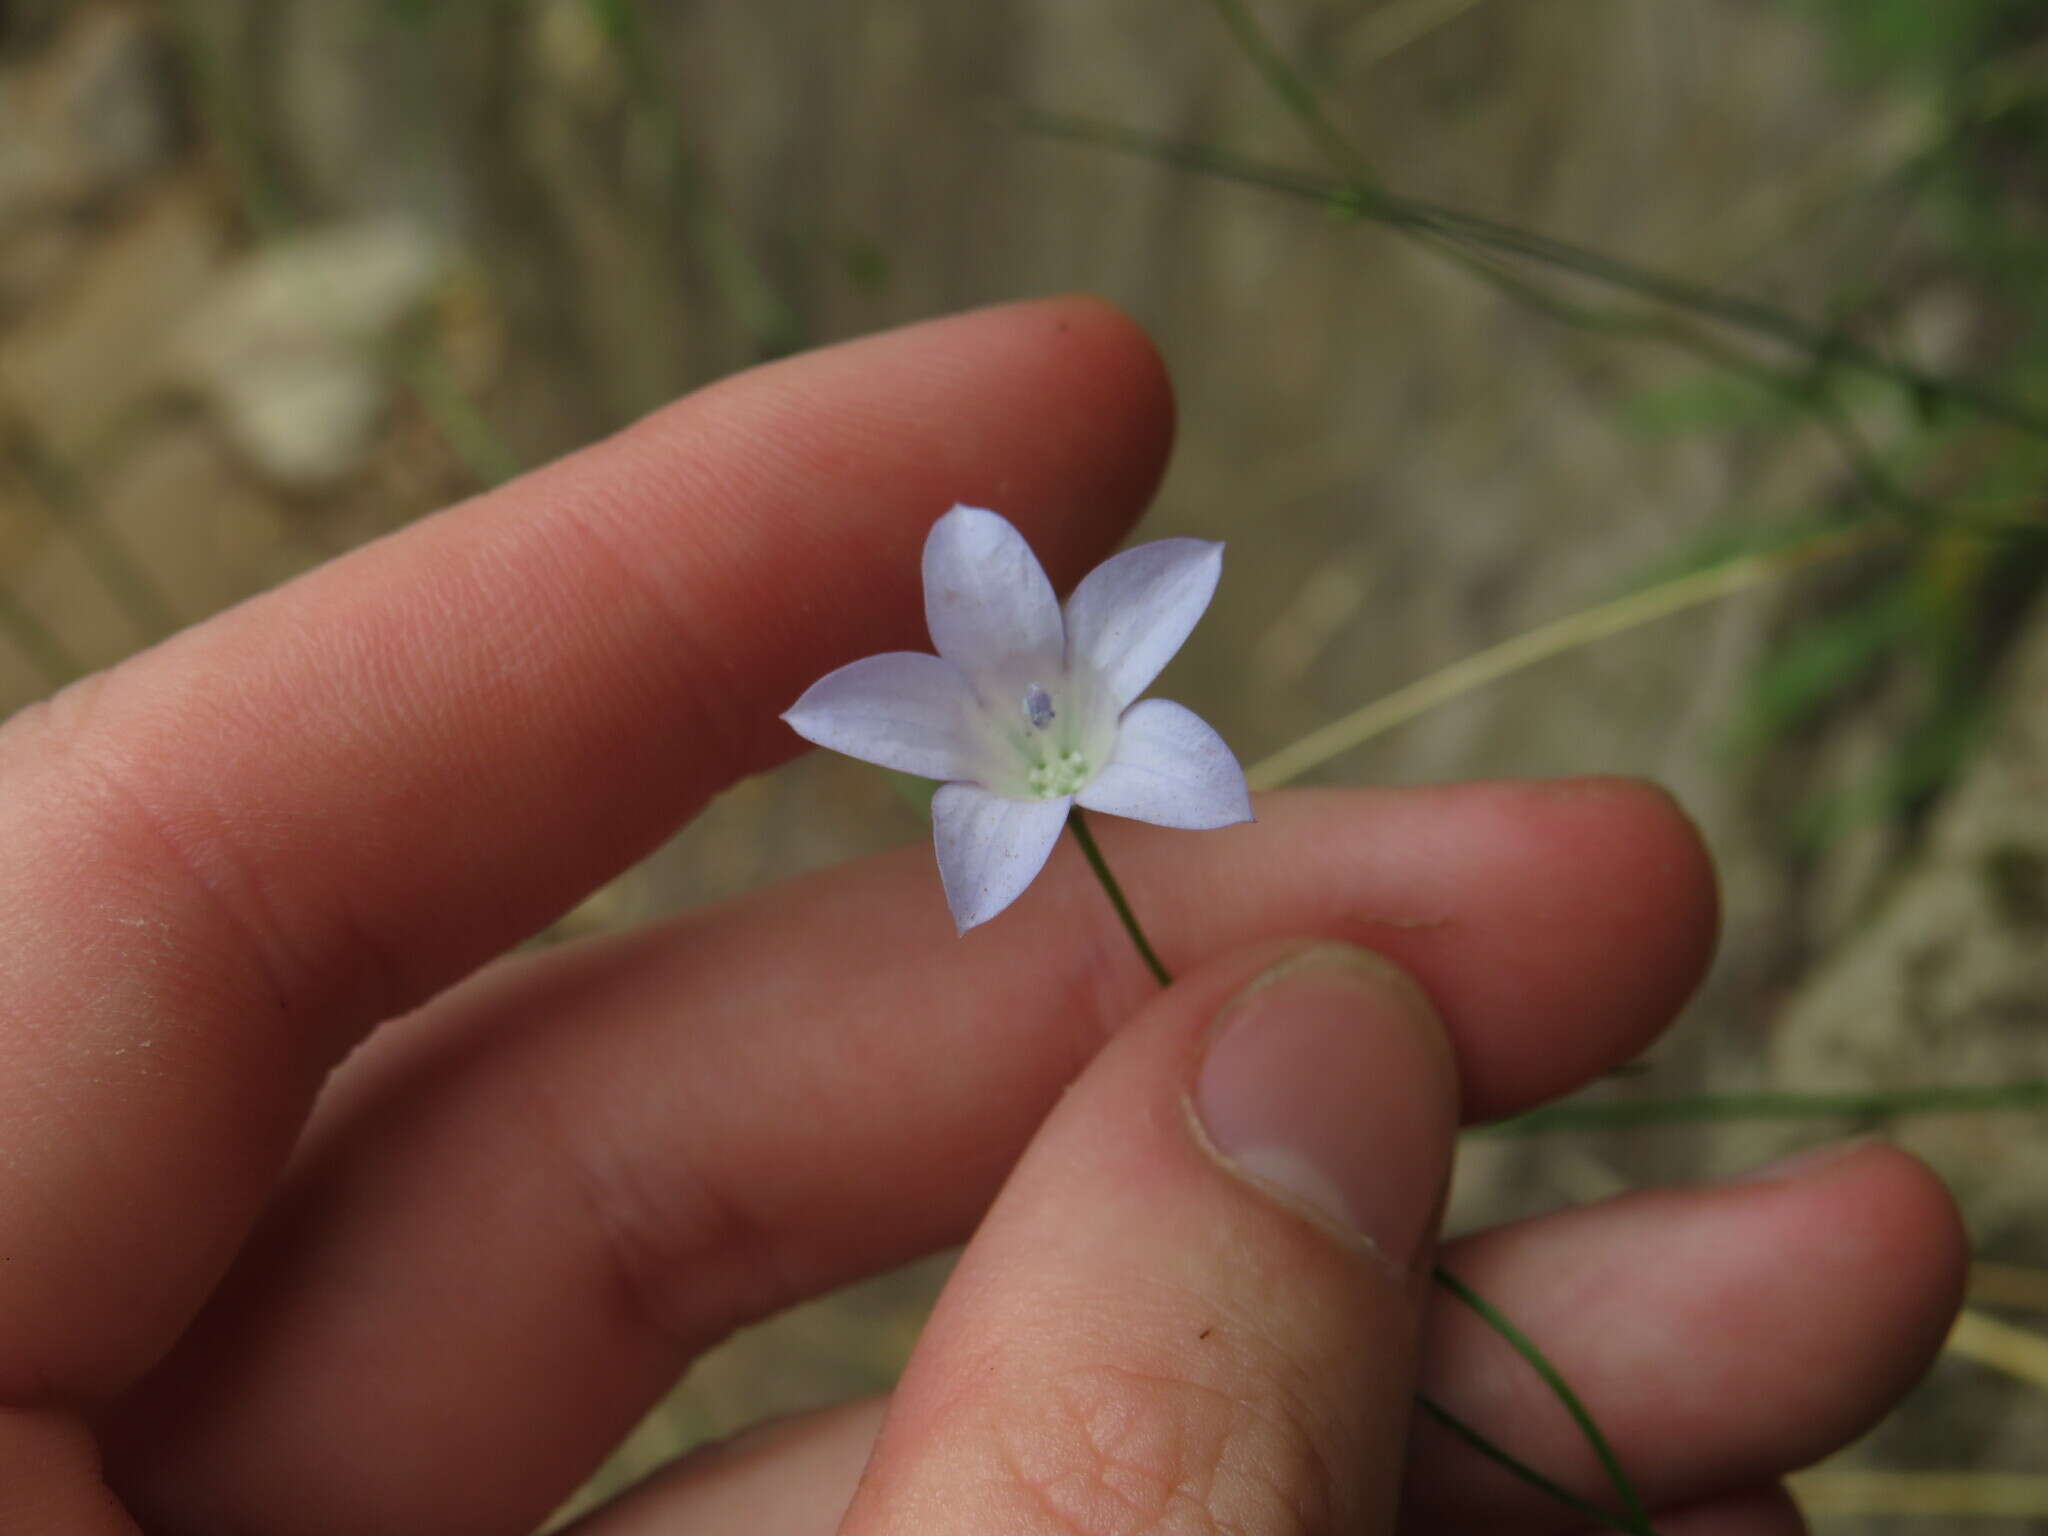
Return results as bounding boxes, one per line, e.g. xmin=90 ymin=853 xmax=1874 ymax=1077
xmin=0 ymin=297 xmax=1173 ymax=1402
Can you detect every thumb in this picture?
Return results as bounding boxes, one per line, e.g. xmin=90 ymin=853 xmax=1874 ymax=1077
xmin=842 ymin=940 xmax=1459 ymax=1535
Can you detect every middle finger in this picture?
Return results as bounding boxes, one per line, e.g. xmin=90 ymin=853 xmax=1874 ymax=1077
xmin=106 ymin=779 xmax=1715 ymax=1536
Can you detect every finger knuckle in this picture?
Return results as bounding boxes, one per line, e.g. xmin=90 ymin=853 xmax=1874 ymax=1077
xmin=5 ymin=675 xmax=392 ymax=1034
xmin=995 ymin=1361 xmax=1338 ymax=1536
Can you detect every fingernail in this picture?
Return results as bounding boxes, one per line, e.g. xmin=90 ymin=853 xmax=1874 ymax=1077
xmin=1191 ymin=946 xmax=1458 ymax=1269
xmin=1721 ymin=1136 xmax=1883 ymax=1186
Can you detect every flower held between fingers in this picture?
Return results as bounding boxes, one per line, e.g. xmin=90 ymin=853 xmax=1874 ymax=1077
xmin=783 ymin=505 xmax=1253 ymax=933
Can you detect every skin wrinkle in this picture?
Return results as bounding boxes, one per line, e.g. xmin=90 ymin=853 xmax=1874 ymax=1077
xmin=997 ymin=1363 xmax=1337 ymax=1536
xmin=0 ymin=732 xmax=334 ymax=1187
xmin=327 ymin=934 xmax=800 ymax=1372
xmin=0 ymin=882 xmax=307 ymax=1403
xmin=535 ymin=410 xmax=842 ymax=773
xmin=529 ymin=1048 xmax=792 ymax=1358
xmin=11 ymin=646 xmax=435 ymax=1054
xmin=11 ymin=718 xmax=304 ymax=1042
xmin=947 ymin=1228 xmax=1360 ymax=1536
xmin=540 ymin=491 xmax=757 ymax=806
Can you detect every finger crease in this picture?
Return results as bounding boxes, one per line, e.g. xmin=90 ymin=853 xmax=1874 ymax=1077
xmin=532 ymin=1071 xmax=791 ymax=1355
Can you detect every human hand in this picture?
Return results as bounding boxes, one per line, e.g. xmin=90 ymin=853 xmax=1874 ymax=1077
xmin=0 ymin=299 xmax=1961 ymax=1534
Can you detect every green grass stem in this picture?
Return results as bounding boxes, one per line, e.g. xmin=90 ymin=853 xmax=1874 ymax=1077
xmin=1435 ymin=1266 xmax=1655 ymax=1532
xmin=1201 ymin=0 xmax=1376 ymax=184
xmin=1487 ymin=1080 xmax=2048 ymax=1136
xmin=1246 ymin=522 xmax=1893 ymax=789
xmin=1018 ymin=109 xmax=2048 ymax=440
xmin=1416 ymin=1392 xmax=1645 ymax=1534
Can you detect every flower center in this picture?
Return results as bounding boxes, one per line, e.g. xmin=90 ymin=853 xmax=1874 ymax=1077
xmin=1013 ymin=682 xmax=1093 ymax=797
xmin=1025 ymin=748 xmax=1090 ymax=798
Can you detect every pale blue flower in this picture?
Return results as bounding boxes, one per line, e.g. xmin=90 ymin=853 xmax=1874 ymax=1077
xmin=783 ymin=505 xmax=1252 ymax=932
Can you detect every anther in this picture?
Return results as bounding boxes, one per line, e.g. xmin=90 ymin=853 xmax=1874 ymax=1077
xmin=1022 ymin=684 xmax=1055 ymax=730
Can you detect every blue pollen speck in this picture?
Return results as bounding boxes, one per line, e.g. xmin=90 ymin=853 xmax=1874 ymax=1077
xmin=1023 ymin=684 xmax=1055 ymax=730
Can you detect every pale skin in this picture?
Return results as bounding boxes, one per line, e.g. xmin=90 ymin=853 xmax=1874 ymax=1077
xmin=0 ymin=297 xmax=1964 ymax=1534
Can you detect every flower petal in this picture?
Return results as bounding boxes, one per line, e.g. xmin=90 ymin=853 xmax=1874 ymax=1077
xmin=923 ymin=506 xmax=1065 ymax=686
xmin=781 ymin=652 xmax=979 ymax=781
xmin=932 ymin=782 xmax=1071 ymax=933
xmin=1075 ymin=698 xmax=1253 ymax=829
xmin=1062 ymin=538 xmax=1222 ymax=709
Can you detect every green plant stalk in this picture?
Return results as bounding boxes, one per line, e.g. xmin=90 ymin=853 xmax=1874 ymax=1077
xmin=1417 ymin=233 xmax=1942 ymax=526
xmin=1487 ymin=1080 xmax=2048 ymax=1136
xmin=1415 ymin=1394 xmax=1642 ymax=1534
xmin=1246 ymin=522 xmax=1892 ymax=790
xmin=1201 ymin=0 xmax=1376 ymax=184
xmin=1066 ymin=807 xmax=1172 ymax=988
xmin=1016 ymin=109 xmax=2048 ymax=440
xmin=1434 ymin=1266 xmax=1655 ymax=1532
xmin=1066 ymin=810 xmax=1654 ymax=1531
xmin=1191 ymin=0 xmax=1952 ymax=542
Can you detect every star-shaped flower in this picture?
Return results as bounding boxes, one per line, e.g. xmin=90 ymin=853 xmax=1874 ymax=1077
xmin=783 ymin=505 xmax=1253 ymax=932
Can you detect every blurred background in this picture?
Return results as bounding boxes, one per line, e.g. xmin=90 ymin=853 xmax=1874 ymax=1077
xmin=4 ymin=0 xmax=2047 ymax=1528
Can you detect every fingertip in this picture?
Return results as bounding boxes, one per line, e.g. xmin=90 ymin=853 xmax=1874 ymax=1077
xmin=1057 ymin=780 xmax=1721 ymax=1121
xmin=1491 ymin=776 xmax=1717 ymax=1109
xmin=1737 ymin=1141 xmax=1968 ymax=1416
xmin=1010 ymin=291 xmax=1175 ymax=418
xmin=1410 ymin=1138 xmax=1966 ymax=1526
xmin=1876 ymin=1145 xmax=1972 ymax=1323
xmin=1335 ymin=776 xmax=1719 ymax=1118
xmin=1192 ymin=942 xmax=1458 ymax=1270
xmin=1569 ymin=775 xmax=1720 ymax=950
xmin=869 ymin=292 xmax=1179 ymax=529
xmin=626 ymin=294 xmax=1178 ymax=769
xmin=976 ymin=294 xmax=1178 ymax=570
xmin=1516 ymin=775 xmax=1721 ymax=1005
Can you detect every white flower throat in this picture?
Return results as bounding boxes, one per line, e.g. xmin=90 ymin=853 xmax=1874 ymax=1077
xmin=1009 ymin=680 xmax=1097 ymax=799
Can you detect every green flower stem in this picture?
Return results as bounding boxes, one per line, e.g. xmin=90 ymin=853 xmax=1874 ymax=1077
xmin=1434 ymin=1266 xmax=1655 ymax=1534
xmin=1415 ymin=1392 xmax=1641 ymax=1534
xmin=1485 ymin=1079 xmax=2048 ymax=1135
xmin=1066 ymin=807 xmax=1173 ymax=988
xmin=1066 ymin=813 xmax=1655 ymax=1533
